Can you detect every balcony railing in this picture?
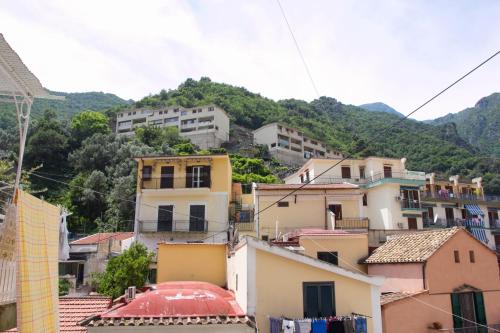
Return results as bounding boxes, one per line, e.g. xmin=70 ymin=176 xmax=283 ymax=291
xmin=315 ymin=171 xmax=426 ymax=185
xmin=421 ymin=191 xmax=500 ymax=203
xmin=400 ymin=199 xmax=422 ymax=210
xmin=138 ymin=219 xmax=208 ymax=233
xmin=423 ymin=218 xmax=468 ymax=228
xmin=335 ymin=218 xmax=369 ymax=229
xmin=233 ymin=221 xmax=255 ymax=231
xmin=141 ymin=177 xmax=210 ymax=190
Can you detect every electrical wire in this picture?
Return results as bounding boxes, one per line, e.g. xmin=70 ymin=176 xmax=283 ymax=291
xmin=301 ymin=235 xmax=500 ymax=332
xmin=254 ymin=49 xmax=500 ymax=218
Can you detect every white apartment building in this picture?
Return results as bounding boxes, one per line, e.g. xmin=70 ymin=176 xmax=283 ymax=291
xmin=116 ymin=105 xmax=230 ymax=149
xmin=253 ymin=123 xmax=343 ymax=165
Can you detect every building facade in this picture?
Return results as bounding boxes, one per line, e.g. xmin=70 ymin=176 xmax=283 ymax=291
xmin=133 ymin=154 xmax=232 ymax=252
xmin=116 ymin=105 xmax=230 ymax=149
xmin=284 ymin=157 xmax=427 ymax=247
xmin=253 ymin=123 xmax=343 ymax=165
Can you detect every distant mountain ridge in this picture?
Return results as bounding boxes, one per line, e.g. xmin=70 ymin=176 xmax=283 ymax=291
xmin=428 ymin=93 xmax=500 ymax=157
xmin=358 ymin=102 xmax=404 ymax=117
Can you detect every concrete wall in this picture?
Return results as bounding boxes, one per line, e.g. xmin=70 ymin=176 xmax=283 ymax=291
xmin=254 ymin=249 xmax=377 ymax=333
xmin=157 ymin=243 xmax=227 ymax=287
xmin=227 ymin=243 xmax=249 ymax=312
xmin=368 ymin=263 xmax=425 ymax=293
xmin=298 ymin=234 xmax=369 ymax=273
xmin=88 ymin=324 xmax=254 ymax=333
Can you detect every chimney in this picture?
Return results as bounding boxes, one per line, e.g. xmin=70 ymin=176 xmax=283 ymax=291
xmin=127 ymin=286 xmax=136 ymax=301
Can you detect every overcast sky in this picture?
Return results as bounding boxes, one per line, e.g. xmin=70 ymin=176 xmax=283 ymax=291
xmin=1 ymin=0 xmax=499 ymax=120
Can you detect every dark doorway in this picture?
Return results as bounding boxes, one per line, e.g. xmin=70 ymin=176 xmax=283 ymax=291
xmin=408 ymin=217 xmax=418 ymax=230
xmin=158 ymin=205 xmax=173 ymax=231
xmin=160 ymin=166 xmax=174 ymax=188
xmin=328 ymin=204 xmax=342 ymax=220
xmin=189 ymin=205 xmax=206 ymax=231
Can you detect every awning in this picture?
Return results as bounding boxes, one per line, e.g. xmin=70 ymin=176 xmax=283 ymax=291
xmin=464 ymin=204 xmax=484 ymax=216
xmin=465 ymin=219 xmax=488 ymax=244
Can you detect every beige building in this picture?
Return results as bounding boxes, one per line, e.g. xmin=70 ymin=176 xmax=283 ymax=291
xmin=116 ymin=105 xmax=230 ymax=149
xmin=133 ymin=154 xmax=232 ymax=252
xmin=227 ymin=236 xmax=384 ymax=333
xmin=284 ymin=157 xmax=427 ymax=247
xmin=253 ymin=122 xmax=342 ymax=165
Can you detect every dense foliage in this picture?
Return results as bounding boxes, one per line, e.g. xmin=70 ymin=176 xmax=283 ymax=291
xmin=430 ymin=93 xmax=500 ymax=157
xmin=358 ymin=102 xmax=404 ymax=117
xmin=95 ymin=242 xmax=153 ymax=298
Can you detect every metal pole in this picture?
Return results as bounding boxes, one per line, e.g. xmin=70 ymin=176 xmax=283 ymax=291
xmin=13 ymin=96 xmax=33 ymax=192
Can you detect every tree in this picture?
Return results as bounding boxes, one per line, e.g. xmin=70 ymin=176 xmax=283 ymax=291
xmin=70 ymin=111 xmax=110 ymax=146
xmin=96 ymin=242 xmax=153 ymax=298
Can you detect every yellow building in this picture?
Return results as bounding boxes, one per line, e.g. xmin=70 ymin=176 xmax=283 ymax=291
xmin=133 ymin=154 xmax=232 ymax=252
xmin=157 ymin=243 xmax=227 ymax=287
xmin=227 ymin=236 xmax=384 ymax=333
xmin=254 ymin=183 xmax=367 ymax=239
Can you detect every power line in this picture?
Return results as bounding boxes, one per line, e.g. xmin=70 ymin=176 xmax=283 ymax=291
xmin=301 ymin=235 xmax=499 ymax=332
xmin=254 ymin=49 xmax=500 ymax=218
xmin=275 ymin=0 xmax=320 ymax=97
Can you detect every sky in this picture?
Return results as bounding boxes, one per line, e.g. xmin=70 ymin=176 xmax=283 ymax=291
xmin=1 ymin=0 xmax=499 ymax=120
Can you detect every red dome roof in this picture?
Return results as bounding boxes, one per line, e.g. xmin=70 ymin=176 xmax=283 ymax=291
xmin=102 ymin=281 xmax=245 ymax=318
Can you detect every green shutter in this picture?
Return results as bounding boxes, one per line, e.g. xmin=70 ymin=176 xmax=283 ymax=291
xmin=450 ymin=293 xmax=462 ymax=329
xmin=474 ymin=292 xmax=487 ymax=333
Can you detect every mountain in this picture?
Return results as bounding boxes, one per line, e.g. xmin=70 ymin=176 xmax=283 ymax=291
xmin=134 ymin=77 xmax=500 ymax=194
xmin=358 ymin=102 xmax=404 ymax=117
xmin=428 ymin=93 xmax=500 ymax=157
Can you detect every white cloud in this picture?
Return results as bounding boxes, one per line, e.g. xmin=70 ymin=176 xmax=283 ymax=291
xmin=1 ymin=0 xmax=499 ymax=120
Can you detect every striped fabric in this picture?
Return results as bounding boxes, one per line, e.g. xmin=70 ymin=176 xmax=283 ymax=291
xmin=16 ymin=190 xmax=60 ymax=333
xmin=465 ymin=219 xmax=488 ymax=244
xmin=0 ymin=204 xmax=16 ymax=305
xmin=464 ymin=204 xmax=484 ymax=216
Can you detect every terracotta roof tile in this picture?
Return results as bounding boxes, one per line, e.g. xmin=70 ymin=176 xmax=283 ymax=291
xmin=71 ymin=232 xmax=133 ymax=245
xmin=365 ymin=228 xmax=461 ymax=264
xmin=380 ymin=291 xmax=428 ymax=305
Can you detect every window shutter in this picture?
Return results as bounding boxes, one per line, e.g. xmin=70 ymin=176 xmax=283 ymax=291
xmin=186 ymin=166 xmax=193 ymax=188
xmin=473 ymin=292 xmax=487 ymax=332
xmin=450 ymin=293 xmax=463 ymax=329
xmin=202 ymin=166 xmax=211 ymax=187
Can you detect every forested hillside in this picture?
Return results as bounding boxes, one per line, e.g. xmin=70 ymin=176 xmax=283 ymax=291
xmin=358 ymin=102 xmax=404 ymax=117
xmin=429 ymin=93 xmax=500 ymax=157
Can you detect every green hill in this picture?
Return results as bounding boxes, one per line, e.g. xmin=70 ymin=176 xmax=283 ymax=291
xmin=134 ymin=77 xmax=500 ymax=194
xmin=429 ymin=93 xmax=500 ymax=157
xmin=358 ymin=102 xmax=404 ymax=117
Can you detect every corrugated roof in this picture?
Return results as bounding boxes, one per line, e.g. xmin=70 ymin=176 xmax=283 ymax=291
xmin=70 ymin=232 xmax=133 ymax=245
xmin=365 ymin=228 xmax=461 ymax=264
xmin=5 ymin=296 xmax=112 ymax=333
xmin=256 ymin=183 xmax=359 ymax=190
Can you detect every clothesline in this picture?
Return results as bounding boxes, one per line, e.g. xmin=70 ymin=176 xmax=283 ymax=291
xmin=269 ymin=314 xmax=368 ymax=333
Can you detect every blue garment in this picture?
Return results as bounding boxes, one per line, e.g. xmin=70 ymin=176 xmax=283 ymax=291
xmin=354 ymin=317 xmax=367 ymax=333
xmin=312 ymin=319 xmax=327 ymax=333
xmin=270 ymin=317 xmax=282 ymax=333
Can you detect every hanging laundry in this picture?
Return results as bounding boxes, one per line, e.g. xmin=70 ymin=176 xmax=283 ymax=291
xmin=295 ymin=319 xmax=312 ymax=333
xmin=343 ymin=317 xmax=355 ymax=333
xmin=270 ymin=317 xmax=282 ymax=333
xmin=331 ymin=318 xmax=346 ymax=333
xmin=354 ymin=317 xmax=367 ymax=333
xmin=312 ymin=319 xmax=327 ymax=333
xmin=283 ymin=319 xmax=296 ymax=333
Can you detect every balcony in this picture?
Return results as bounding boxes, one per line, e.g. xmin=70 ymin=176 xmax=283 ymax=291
xmin=421 ymin=191 xmax=500 ymax=205
xmin=423 ymin=218 xmax=468 ymax=228
xmin=141 ymin=177 xmax=210 ymax=190
xmin=400 ymin=199 xmax=423 ymax=210
xmin=315 ymin=171 xmax=426 ymax=188
xmin=233 ymin=221 xmax=255 ymax=232
xmin=138 ymin=219 xmax=208 ymax=233
xmin=335 ymin=218 xmax=369 ymax=229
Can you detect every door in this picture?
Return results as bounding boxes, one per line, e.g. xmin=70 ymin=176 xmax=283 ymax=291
xmin=189 ymin=205 xmax=206 ymax=231
xmin=160 ymin=166 xmax=174 ymax=188
xmin=328 ymin=204 xmax=342 ymax=220
xmin=383 ymin=165 xmax=392 ymax=178
xmin=158 ymin=205 xmax=173 ymax=231
xmin=408 ymin=217 xmax=417 ymax=230
xmin=445 ymin=208 xmax=455 ymax=226
xmin=77 ymin=263 xmax=84 ymax=285
xmin=341 ymin=166 xmax=351 ymax=179
xmin=458 ymin=293 xmax=477 ymax=333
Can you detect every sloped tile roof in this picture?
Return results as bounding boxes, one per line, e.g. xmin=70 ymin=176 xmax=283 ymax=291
xmin=4 ymin=296 xmax=112 ymax=333
xmin=71 ymin=232 xmax=133 ymax=245
xmin=380 ymin=291 xmax=428 ymax=305
xmin=365 ymin=228 xmax=461 ymax=264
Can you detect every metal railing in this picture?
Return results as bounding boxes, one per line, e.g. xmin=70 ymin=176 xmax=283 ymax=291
xmin=335 ymin=218 xmax=369 ymax=229
xmin=421 ymin=191 xmax=500 ymax=202
xmin=315 ymin=171 xmax=426 ymax=185
xmin=400 ymin=199 xmax=422 ymax=210
xmin=423 ymin=218 xmax=468 ymax=228
xmin=141 ymin=177 xmax=210 ymax=190
xmin=233 ymin=221 xmax=255 ymax=231
xmin=138 ymin=219 xmax=208 ymax=233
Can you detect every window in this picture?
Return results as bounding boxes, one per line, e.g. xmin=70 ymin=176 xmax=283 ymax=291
xmin=186 ymin=165 xmax=211 ymax=188
xmin=262 ymin=235 xmax=269 ymax=241
xmin=303 ymin=282 xmax=335 ymax=318
xmin=362 ymin=194 xmax=368 ymax=206
xmin=454 ymin=250 xmax=460 ymax=263
xmin=133 ymin=111 xmax=136 ymax=115
xmin=408 ymin=217 xmax=417 ymax=230
xmin=165 ymin=117 xmax=179 ymax=123
xmin=383 ymin=165 xmax=392 ymax=178
xmin=451 ymin=292 xmax=486 ymax=330
xmin=341 ymin=166 xmax=351 ymax=179
xmin=270 ymin=143 xmax=276 ymax=148
xmin=189 ymin=205 xmax=206 ymax=232
xmin=181 ymin=111 xmax=187 ymax=116
xmin=159 ymin=111 xmax=163 ymax=115
xmin=469 ymin=250 xmax=475 ymax=263
xmin=160 ymin=166 xmax=174 ymax=188
xmin=242 ymin=184 xmax=252 ymax=194
xmin=328 ymin=205 xmax=342 ymax=220
xmin=208 ymin=106 xmax=214 ymax=111
xmin=277 ymin=201 xmax=289 ymax=207
xmin=305 ymin=170 xmax=310 ymax=182
xmin=300 ymin=174 xmax=304 ymax=183
xmin=317 ymin=252 xmax=338 ymax=265
xmin=359 ymin=166 xmax=366 ymax=179
xmin=401 ymin=189 xmax=420 ymax=209
xmin=128 ymin=112 xmax=131 ymax=116
xmin=142 ymin=166 xmax=152 ymax=180
xmin=157 ymin=205 xmax=173 ymax=231
xmin=148 ymin=268 xmax=157 ymax=284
